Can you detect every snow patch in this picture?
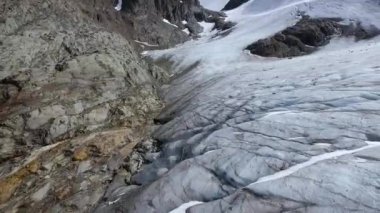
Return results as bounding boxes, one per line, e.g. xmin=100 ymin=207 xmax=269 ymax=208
xmin=108 ymin=198 xmax=121 ymax=205
xmin=199 ymin=0 xmax=230 ymax=11
xmin=169 ymin=201 xmax=203 ymax=213
xmin=198 ymin=21 xmax=216 ymax=36
xmin=163 ymin=19 xmax=179 ymax=28
xmin=114 ymin=0 xmax=122 ymax=11
xmin=182 ymin=28 xmax=190 ymax=35
xmin=134 ymin=40 xmax=159 ymax=47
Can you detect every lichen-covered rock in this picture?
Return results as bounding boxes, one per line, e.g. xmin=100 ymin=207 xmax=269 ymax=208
xmin=0 ymin=0 xmax=173 ymax=211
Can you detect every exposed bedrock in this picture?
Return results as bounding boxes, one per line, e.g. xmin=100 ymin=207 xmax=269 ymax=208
xmin=0 ymin=0 xmax=226 ymax=211
xmin=0 ymin=0 xmax=233 ymax=211
xmin=117 ymin=0 xmax=227 ymax=48
xmin=246 ymin=16 xmax=380 ymax=58
xmin=0 ymin=0 xmax=236 ymax=210
xmin=222 ymin=0 xmax=250 ymax=11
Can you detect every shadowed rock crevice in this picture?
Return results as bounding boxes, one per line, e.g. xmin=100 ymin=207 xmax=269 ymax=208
xmin=246 ymin=16 xmax=380 ymax=58
xmin=222 ymin=0 xmax=250 ymax=11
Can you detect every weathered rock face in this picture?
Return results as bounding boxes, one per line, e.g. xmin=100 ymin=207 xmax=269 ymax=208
xmin=246 ymin=16 xmax=380 ymax=58
xmin=0 ymin=0 xmax=182 ymax=211
xmin=0 ymin=0 xmax=230 ymax=210
xmin=111 ymin=0 xmax=226 ymax=48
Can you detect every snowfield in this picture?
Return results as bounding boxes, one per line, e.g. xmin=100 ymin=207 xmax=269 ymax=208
xmin=97 ymin=0 xmax=380 ymax=212
xmin=199 ymin=0 xmax=231 ymax=10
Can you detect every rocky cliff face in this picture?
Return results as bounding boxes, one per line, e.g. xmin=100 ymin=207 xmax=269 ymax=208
xmin=97 ymin=0 xmax=226 ymax=49
xmin=0 ymin=0 xmax=221 ymax=212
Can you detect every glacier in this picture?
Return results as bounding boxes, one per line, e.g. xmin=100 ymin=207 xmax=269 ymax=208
xmin=96 ymin=0 xmax=380 ymax=212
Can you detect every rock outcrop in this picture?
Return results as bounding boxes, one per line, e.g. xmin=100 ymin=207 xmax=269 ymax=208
xmin=0 ymin=0 xmax=227 ymax=211
xmin=0 ymin=0 xmax=232 ymax=210
xmin=109 ymin=0 xmax=226 ymax=48
xmin=222 ymin=0 xmax=249 ymax=11
xmin=246 ymin=16 xmax=380 ymax=58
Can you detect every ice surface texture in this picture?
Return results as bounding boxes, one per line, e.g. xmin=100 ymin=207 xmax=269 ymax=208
xmin=96 ymin=0 xmax=380 ymax=212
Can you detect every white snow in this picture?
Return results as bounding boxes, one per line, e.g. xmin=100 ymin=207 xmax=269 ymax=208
xmin=134 ymin=40 xmax=159 ymax=47
xmin=199 ymin=0 xmax=230 ymax=11
xmin=147 ymin=0 xmax=380 ymax=75
xmin=169 ymin=201 xmax=203 ymax=213
xmin=198 ymin=21 xmax=215 ymax=36
xmin=114 ymin=0 xmax=122 ymax=11
xmin=313 ymin=143 xmax=332 ymax=147
xmin=108 ymin=198 xmax=121 ymax=205
xmin=163 ymin=19 xmax=179 ymax=28
xmin=249 ymin=141 xmax=380 ymax=186
xmin=182 ymin=28 xmax=190 ymax=35
xmin=263 ymin=110 xmax=295 ymax=118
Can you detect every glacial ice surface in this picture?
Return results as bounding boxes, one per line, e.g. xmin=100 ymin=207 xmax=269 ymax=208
xmin=97 ymin=0 xmax=380 ymax=212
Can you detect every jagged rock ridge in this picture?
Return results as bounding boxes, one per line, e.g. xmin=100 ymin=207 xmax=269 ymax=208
xmin=246 ymin=16 xmax=380 ymax=58
xmin=115 ymin=0 xmax=226 ymax=48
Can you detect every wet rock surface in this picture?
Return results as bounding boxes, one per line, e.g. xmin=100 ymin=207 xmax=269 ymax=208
xmin=246 ymin=16 xmax=380 ymax=58
xmin=222 ymin=0 xmax=250 ymax=11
